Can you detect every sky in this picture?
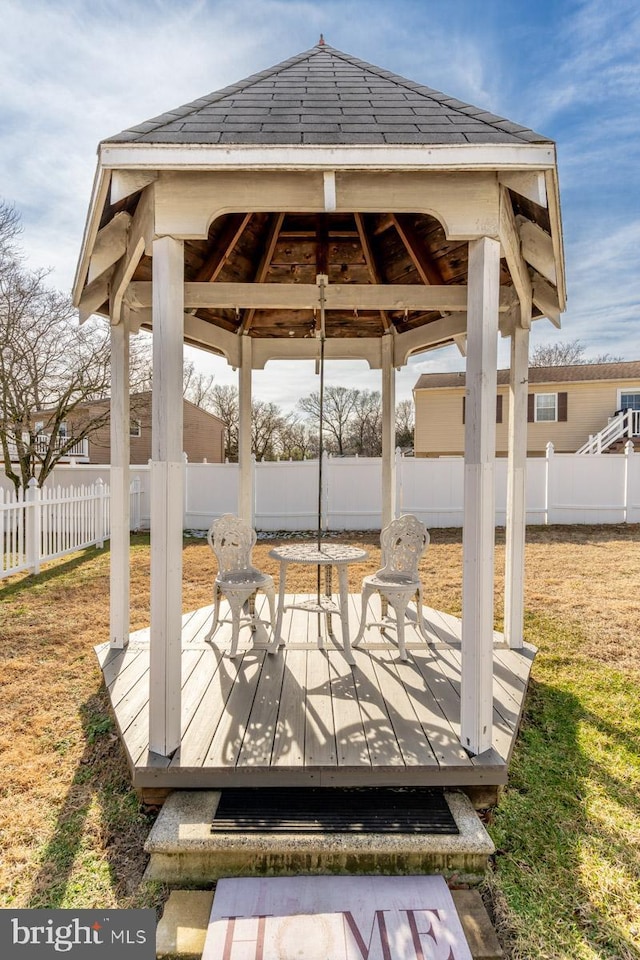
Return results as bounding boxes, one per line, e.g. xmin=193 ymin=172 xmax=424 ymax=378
xmin=1 ymin=0 xmax=638 ymax=412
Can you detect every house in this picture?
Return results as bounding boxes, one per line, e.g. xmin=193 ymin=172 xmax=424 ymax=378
xmin=32 ymin=392 xmax=226 ymax=464
xmin=414 ymin=360 xmax=640 ymax=456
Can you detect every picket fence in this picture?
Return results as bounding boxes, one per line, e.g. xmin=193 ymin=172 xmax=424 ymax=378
xmin=0 ymin=477 xmax=142 ymax=580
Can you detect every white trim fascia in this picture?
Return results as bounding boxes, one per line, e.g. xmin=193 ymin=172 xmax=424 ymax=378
xmin=73 ymin=164 xmax=111 ymax=307
xmin=99 ymin=141 xmax=556 ymax=172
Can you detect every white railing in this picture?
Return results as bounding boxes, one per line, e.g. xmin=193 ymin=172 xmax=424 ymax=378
xmin=7 ymin=434 xmax=90 ymax=462
xmin=576 ymin=409 xmax=640 ymax=455
xmin=0 ymin=477 xmax=142 ymax=579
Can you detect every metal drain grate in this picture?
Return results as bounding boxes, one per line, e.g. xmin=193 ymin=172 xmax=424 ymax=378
xmin=210 ymin=787 xmax=459 ymax=834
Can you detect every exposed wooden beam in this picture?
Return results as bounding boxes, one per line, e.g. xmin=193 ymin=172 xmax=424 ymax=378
xmin=532 ymin=274 xmax=562 ymax=328
xmin=195 ymin=213 xmax=252 ymax=282
xmin=392 ymin=214 xmax=443 ymax=286
xmin=128 ymin=281 xmax=515 ymax=312
xmin=239 ymin=213 xmax=285 ymax=335
xmin=516 ymin=216 xmax=556 ymax=285
xmin=109 ymin=183 xmax=155 ymax=325
xmin=498 ymin=186 xmax=532 ymax=328
xmin=498 ymin=171 xmax=547 ymax=207
xmin=78 ymin=273 xmax=112 ymax=323
xmin=110 ymin=170 xmax=158 ymax=205
xmin=354 ymin=213 xmax=390 ymax=331
xmin=88 ymin=212 xmax=132 ymax=284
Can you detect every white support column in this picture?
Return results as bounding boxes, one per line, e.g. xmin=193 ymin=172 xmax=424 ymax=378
xmin=381 ymin=333 xmax=396 ymax=529
xmin=149 ymin=236 xmax=184 ymax=757
xmin=109 ymin=312 xmax=130 ymax=649
xmin=238 ymin=334 xmax=253 ymax=523
xmin=460 ymin=236 xmax=500 ymax=756
xmin=504 ymin=321 xmax=530 ymax=649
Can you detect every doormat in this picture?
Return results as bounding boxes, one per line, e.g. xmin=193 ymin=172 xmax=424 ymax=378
xmin=210 ymin=787 xmax=459 ymax=834
xmin=203 ymin=875 xmax=473 ymax=959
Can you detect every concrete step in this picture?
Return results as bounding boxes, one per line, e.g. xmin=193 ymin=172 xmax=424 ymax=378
xmin=156 ymin=887 xmax=503 ymax=959
xmin=144 ymin=789 xmax=495 ymax=886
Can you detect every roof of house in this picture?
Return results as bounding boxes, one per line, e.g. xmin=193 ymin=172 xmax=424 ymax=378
xmin=104 ymin=41 xmax=550 ymax=147
xmin=414 ymin=360 xmax=640 ymax=391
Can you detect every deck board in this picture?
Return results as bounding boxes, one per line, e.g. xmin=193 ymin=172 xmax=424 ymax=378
xmin=98 ymin=595 xmax=535 ymax=789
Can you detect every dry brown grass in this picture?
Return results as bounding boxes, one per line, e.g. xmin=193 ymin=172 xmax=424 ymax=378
xmin=0 ymin=524 xmax=639 ymax=917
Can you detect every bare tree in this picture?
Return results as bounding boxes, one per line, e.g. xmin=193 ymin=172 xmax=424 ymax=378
xmin=395 ymin=398 xmax=414 ymax=450
xmin=182 ymin=359 xmax=216 ymax=408
xmin=252 ymin=400 xmax=287 ymax=461
xmin=348 ymin=389 xmax=382 ymax=456
xmin=208 ymin=384 xmax=239 ymax=460
xmin=0 ymin=202 xmax=152 ymax=491
xmin=299 ymin=385 xmax=360 ymax=455
xmin=277 ymin=419 xmax=317 ymax=460
xmin=530 ymin=338 xmax=622 ymax=367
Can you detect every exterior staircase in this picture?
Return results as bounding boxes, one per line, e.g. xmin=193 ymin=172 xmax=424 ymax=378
xmin=576 ymin=409 xmax=640 ymax=455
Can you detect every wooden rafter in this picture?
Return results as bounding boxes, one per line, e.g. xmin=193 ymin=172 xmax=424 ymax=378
xmin=391 ymin=214 xmax=444 ymax=285
xmin=239 ymin=213 xmax=285 ymax=335
xmin=354 ymin=213 xmax=390 ymax=332
xmin=195 ymin=213 xmax=252 ymax=283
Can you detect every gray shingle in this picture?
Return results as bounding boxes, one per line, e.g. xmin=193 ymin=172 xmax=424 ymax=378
xmin=103 ymin=43 xmax=552 ymax=148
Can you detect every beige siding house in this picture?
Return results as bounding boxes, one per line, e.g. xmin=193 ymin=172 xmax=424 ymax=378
xmin=414 ymin=361 xmax=640 ymax=456
xmin=35 ymin=393 xmax=226 ymax=464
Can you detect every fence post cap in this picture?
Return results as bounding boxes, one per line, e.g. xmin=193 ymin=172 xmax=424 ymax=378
xmin=27 ymin=476 xmax=38 ymax=488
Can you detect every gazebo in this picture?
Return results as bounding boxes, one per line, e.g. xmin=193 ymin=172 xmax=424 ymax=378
xmin=73 ymin=41 xmax=565 ymax=794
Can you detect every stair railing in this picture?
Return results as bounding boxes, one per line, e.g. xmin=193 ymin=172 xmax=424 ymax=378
xmin=576 ymin=408 xmax=637 ymax=455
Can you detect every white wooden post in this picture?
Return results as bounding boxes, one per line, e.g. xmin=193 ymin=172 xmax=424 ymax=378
xmin=109 ymin=314 xmax=130 ymax=648
xmin=395 ymin=447 xmax=403 ymax=516
xmin=238 ymin=334 xmax=253 ymax=523
xmin=504 ymin=322 xmax=529 ymax=649
xmin=26 ymin=477 xmax=41 ymax=575
xmin=460 ymin=236 xmax=500 ymax=756
xmin=381 ymin=332 xmax=397 ymax=528
xmin=149 ymin=236 xmax=184 ymax=757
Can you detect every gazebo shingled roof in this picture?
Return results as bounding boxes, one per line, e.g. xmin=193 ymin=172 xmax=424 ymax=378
xmin=92 ymin=44 xmax=560 ymax=345
xmin=104 ymin=43 xmax=550 ymax=147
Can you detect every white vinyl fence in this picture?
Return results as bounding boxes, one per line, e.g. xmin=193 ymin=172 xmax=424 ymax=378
xmin=0 ymin=477 xmax=142 ymax=579
xmin=2 ymin=443 xmax=639 ymax=568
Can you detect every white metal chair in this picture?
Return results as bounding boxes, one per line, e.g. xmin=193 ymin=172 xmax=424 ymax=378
xmin=205 ymin=514 xmax=276 ymax=657
xmin=353 ymin=514 xmax=431 ymax=660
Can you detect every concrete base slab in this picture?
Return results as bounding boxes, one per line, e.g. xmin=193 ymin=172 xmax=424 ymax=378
xmin=156 ymin=888 xmax=502 ymax=959
xmin=145 ymin=789 xmax=494 ymax=886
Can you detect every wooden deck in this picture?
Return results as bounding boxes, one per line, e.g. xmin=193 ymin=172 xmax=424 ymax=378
xmin=97 ymin=595 xmax=535 ymax=791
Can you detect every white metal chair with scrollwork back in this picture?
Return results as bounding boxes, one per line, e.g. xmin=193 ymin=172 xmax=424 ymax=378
xmin=353 ymin=514 xmax=431 ymax=660
xmin=205 ymin=514 xmax=276 ymax=657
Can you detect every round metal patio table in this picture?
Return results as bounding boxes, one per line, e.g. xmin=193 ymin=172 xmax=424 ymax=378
xmin=267 ymin=543 xmax=368 ymax=664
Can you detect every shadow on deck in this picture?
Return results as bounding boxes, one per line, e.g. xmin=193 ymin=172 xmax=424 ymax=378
xmin=96 ymin=595 xmax=535 ymax=793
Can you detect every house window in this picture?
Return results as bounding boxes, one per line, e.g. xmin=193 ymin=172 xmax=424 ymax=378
xmin=34 ymin=420 xmax=44 ymax=435
xmin=534 ymin=394 xmax=557 ymax=422
xmin=130 ymin=419 xmax=142 ymax=438
xmin=58 ymin=422 xmax=68 ymax=439
xmin=619 ymin=392 xmax=640 ymax=412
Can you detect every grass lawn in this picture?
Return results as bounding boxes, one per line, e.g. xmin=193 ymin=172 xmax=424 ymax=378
xmin=1 ymin=526 xmax=639 ymax=958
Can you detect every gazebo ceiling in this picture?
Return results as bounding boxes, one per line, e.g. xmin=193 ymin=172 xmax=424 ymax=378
xmin=76 ymin=41 xmax=564 ymax=347
xmin=126 ymin=209 xmax=513 ymax=340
